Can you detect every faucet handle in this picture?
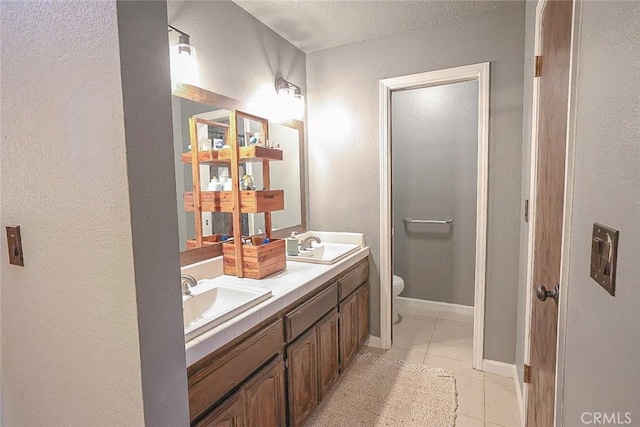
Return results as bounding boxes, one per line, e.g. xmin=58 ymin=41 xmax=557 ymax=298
xmin=181 ymin=274 xmax=197 ymax=296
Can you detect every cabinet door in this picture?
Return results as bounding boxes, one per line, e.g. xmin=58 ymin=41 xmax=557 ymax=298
xmin=195 ymin=392 xmax=244 ymax=427
xmin=357 ymin=282 xmax=370 ymax=349
xmin=242 ymin=356 xmax=285 ymax=427
xmin=188 ymin=320 xmax=284 ymax=422
xmin=339 ymin=291 xmax=359 ymax=371
xmin=287 ymin=327 xmax=319 ymax=427
xmin=317 ymin=309 xmax=340 ymax=401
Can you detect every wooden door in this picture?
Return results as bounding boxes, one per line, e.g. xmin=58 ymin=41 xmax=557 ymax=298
xmin=242 ymin=356 xmax=285 ymax=427
xmin=195 ymin=392 xmax=244 ymax=427
xmin=527 ymin=0 xmax=573 ymax=425
xmin=287 ymin=328 xmax=319 ymax=427
xmin=357 ymin=283 xmax=370 ymax=348
xmin=317 ymin=309 xmax=340 ymax=401
xmin=339 ymin=292 xmax=359 ymax=371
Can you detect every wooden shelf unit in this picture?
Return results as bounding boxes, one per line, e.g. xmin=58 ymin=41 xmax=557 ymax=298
xmin=185 ymin=235 xmax=223 ymax=250
xmin=181 ymin=146 xmax=284 ymax=164
xmin=222 ymin=238 xmax=286 ymax=280
xmin=184 ymin=190 xmax=284 ymax=213
xmin=184 ymin=109 xmax=286 ymax=279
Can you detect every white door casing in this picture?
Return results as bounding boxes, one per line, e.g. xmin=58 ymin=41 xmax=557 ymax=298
xmin=378 ymin=63 xmax=489 ymax=370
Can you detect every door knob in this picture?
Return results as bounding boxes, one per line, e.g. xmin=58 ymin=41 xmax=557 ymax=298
xmin=536 ymin=284 xmax=559 ymax=303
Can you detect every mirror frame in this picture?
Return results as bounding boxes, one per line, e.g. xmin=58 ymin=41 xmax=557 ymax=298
xmin=173 ymin=83 xmax=307 ymax=266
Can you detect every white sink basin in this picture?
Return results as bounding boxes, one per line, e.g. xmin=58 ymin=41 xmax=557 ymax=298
xmin=287 ymin=242 xmax=360 ymax=265
xmin=183 ymin=283 xmax=271 ymax=341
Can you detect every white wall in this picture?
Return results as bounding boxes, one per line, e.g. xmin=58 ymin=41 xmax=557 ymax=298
xmin=0 ymin=1 xmax=188 ymax=425
xmin=306 ymin=3 xmax=525 ymax=363
xmin=560 ymin=1 xmax=640 ymax=423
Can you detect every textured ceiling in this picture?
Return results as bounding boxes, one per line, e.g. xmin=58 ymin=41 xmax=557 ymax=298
xmin=233 ymin=0 xmax=513 ymax=53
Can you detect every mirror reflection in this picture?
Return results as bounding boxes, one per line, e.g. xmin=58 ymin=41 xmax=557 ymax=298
xmin=172 ymin=94 xmax=304 ymax=252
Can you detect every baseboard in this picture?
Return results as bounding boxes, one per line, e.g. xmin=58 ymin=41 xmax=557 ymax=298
xmin=482 ymin=360 xmax=524 ymax=425
xmin=366 ymin=335 xmax=382 ymax=348
xmin=482 ymin=359 xmax=515 ymax=378
xmin=395 ymin=296 xmax=473 ymax=315
xmin=513 ymin=367 xmax=525 ymax=427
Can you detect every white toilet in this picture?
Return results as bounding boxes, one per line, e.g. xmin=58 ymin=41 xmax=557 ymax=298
xmin=392 ymin=275 xmax=405 ymax=324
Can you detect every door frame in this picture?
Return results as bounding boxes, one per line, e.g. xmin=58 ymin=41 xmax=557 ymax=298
xmin=378 ymin=62 xmax=490 ymax=370
xmin=521 ymin=0 xmax=582 ymax=424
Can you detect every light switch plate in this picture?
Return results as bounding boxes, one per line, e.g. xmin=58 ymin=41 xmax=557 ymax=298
xmin=590 ymin=223 xmax=619 ymax=296
xmin=6 ymin=226 xmax=24 ymax=266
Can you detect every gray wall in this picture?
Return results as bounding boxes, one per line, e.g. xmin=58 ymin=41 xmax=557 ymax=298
xmin=561 ymin=1 xmax=640 ymax=424
xmin=392 ymin=81 xmax=478 ymax=306
xmin=167 ymin=0 xmax=306 ymax=108
xmin=306 ymin=2 xmax=525 ymax=363
xmin=116 ymin=2 xmax=190 ymax=424
xmin=515 ymin=0 xmax=537 ymax=390
xmin=167 ymin=0 xmax=309 ymax=239
xmin=0 ymin=1 xmax=188 ymax=424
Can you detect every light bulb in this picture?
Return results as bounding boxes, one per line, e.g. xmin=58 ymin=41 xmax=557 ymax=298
xmin=170 ymin=43 xmax=199 ymax=85
xmin=276 ymin=87 xmax=304 ymax=120
xmin=293 ymin=93 xmax=305 ymax=119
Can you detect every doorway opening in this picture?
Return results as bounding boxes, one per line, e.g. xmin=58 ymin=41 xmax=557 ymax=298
xmin=379 ymin=63 xmax=489 ymax=370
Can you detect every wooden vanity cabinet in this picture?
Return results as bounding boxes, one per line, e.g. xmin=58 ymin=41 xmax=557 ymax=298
xmin=188 ymin=320 xmax=284 ymax=425
xmin=339 ymin=291 xmax=359 ymax=371
xmin=194 ymin=391 xmax=244 ymax=427
xmin=287 ymin=307 xmax=341 ymax=427
xmin=317 ymin=309 xmax=340 ymax=400
xmin=195 ymin=356 xmax=286 ymax=427
xmin=285 ymin=284 xmax=338 ymax=342
xmin=285 ymin=284 xmax=338 ymax=426
xmin=189 ymin=258 xmax=370 ymax=427
xmin=337 ymin=261 xmax=370 ymax=371
xmin=243 ymin=357 xmax=286 ymax=427
xmin=337 ymin=261 xmax=369 ymax=300
xmin=357 ymin=282 xmax=370 ymax=347
xmin=287 ymin=328 xmax=319 ymax=427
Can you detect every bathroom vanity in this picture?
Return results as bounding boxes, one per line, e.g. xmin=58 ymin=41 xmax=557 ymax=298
xmin=172 ymin=83 xmax=370 ymax=426
xmin=184 ymin=251 xmax=370 ymax=427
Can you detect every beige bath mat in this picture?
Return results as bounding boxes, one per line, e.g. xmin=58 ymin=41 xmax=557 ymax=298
xmin=306 ymin=353 xmax=458 ymax=426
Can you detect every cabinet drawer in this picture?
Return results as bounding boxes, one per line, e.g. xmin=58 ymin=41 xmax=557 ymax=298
xmin=285 ymin=284 xmax=338 ymax=342
xmin=338 ymin=260 xmax=369 ymax=301
xmin=188 ymin=320 xmax=284 ymax=422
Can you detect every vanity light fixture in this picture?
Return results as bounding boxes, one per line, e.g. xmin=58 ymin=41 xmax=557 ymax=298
xmin=169 ymin=25 xmax=199 ymax=85
xmin=275 ymin=77 xmax=305 ymax=120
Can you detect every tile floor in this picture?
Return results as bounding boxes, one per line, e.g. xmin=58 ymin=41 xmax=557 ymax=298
xmin=364 ymin=302 xmax=521 ymax=427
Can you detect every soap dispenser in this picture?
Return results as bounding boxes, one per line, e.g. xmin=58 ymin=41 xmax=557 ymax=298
xmin=286 ymin=232 xmax=298 ymax=256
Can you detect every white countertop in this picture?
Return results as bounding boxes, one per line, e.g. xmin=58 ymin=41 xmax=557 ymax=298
xmin=185 ymin=246 xmax=370 ymax=367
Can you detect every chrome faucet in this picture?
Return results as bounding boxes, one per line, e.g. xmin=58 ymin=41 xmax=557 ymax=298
xmin=299 ymin=236 xmax=322 ymax=251
xmin=181 ymin=274 xmax=198 ymax=296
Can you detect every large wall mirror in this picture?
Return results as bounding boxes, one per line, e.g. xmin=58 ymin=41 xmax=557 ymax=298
xmin=172 ymin=83 xmax=307 ymax=265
